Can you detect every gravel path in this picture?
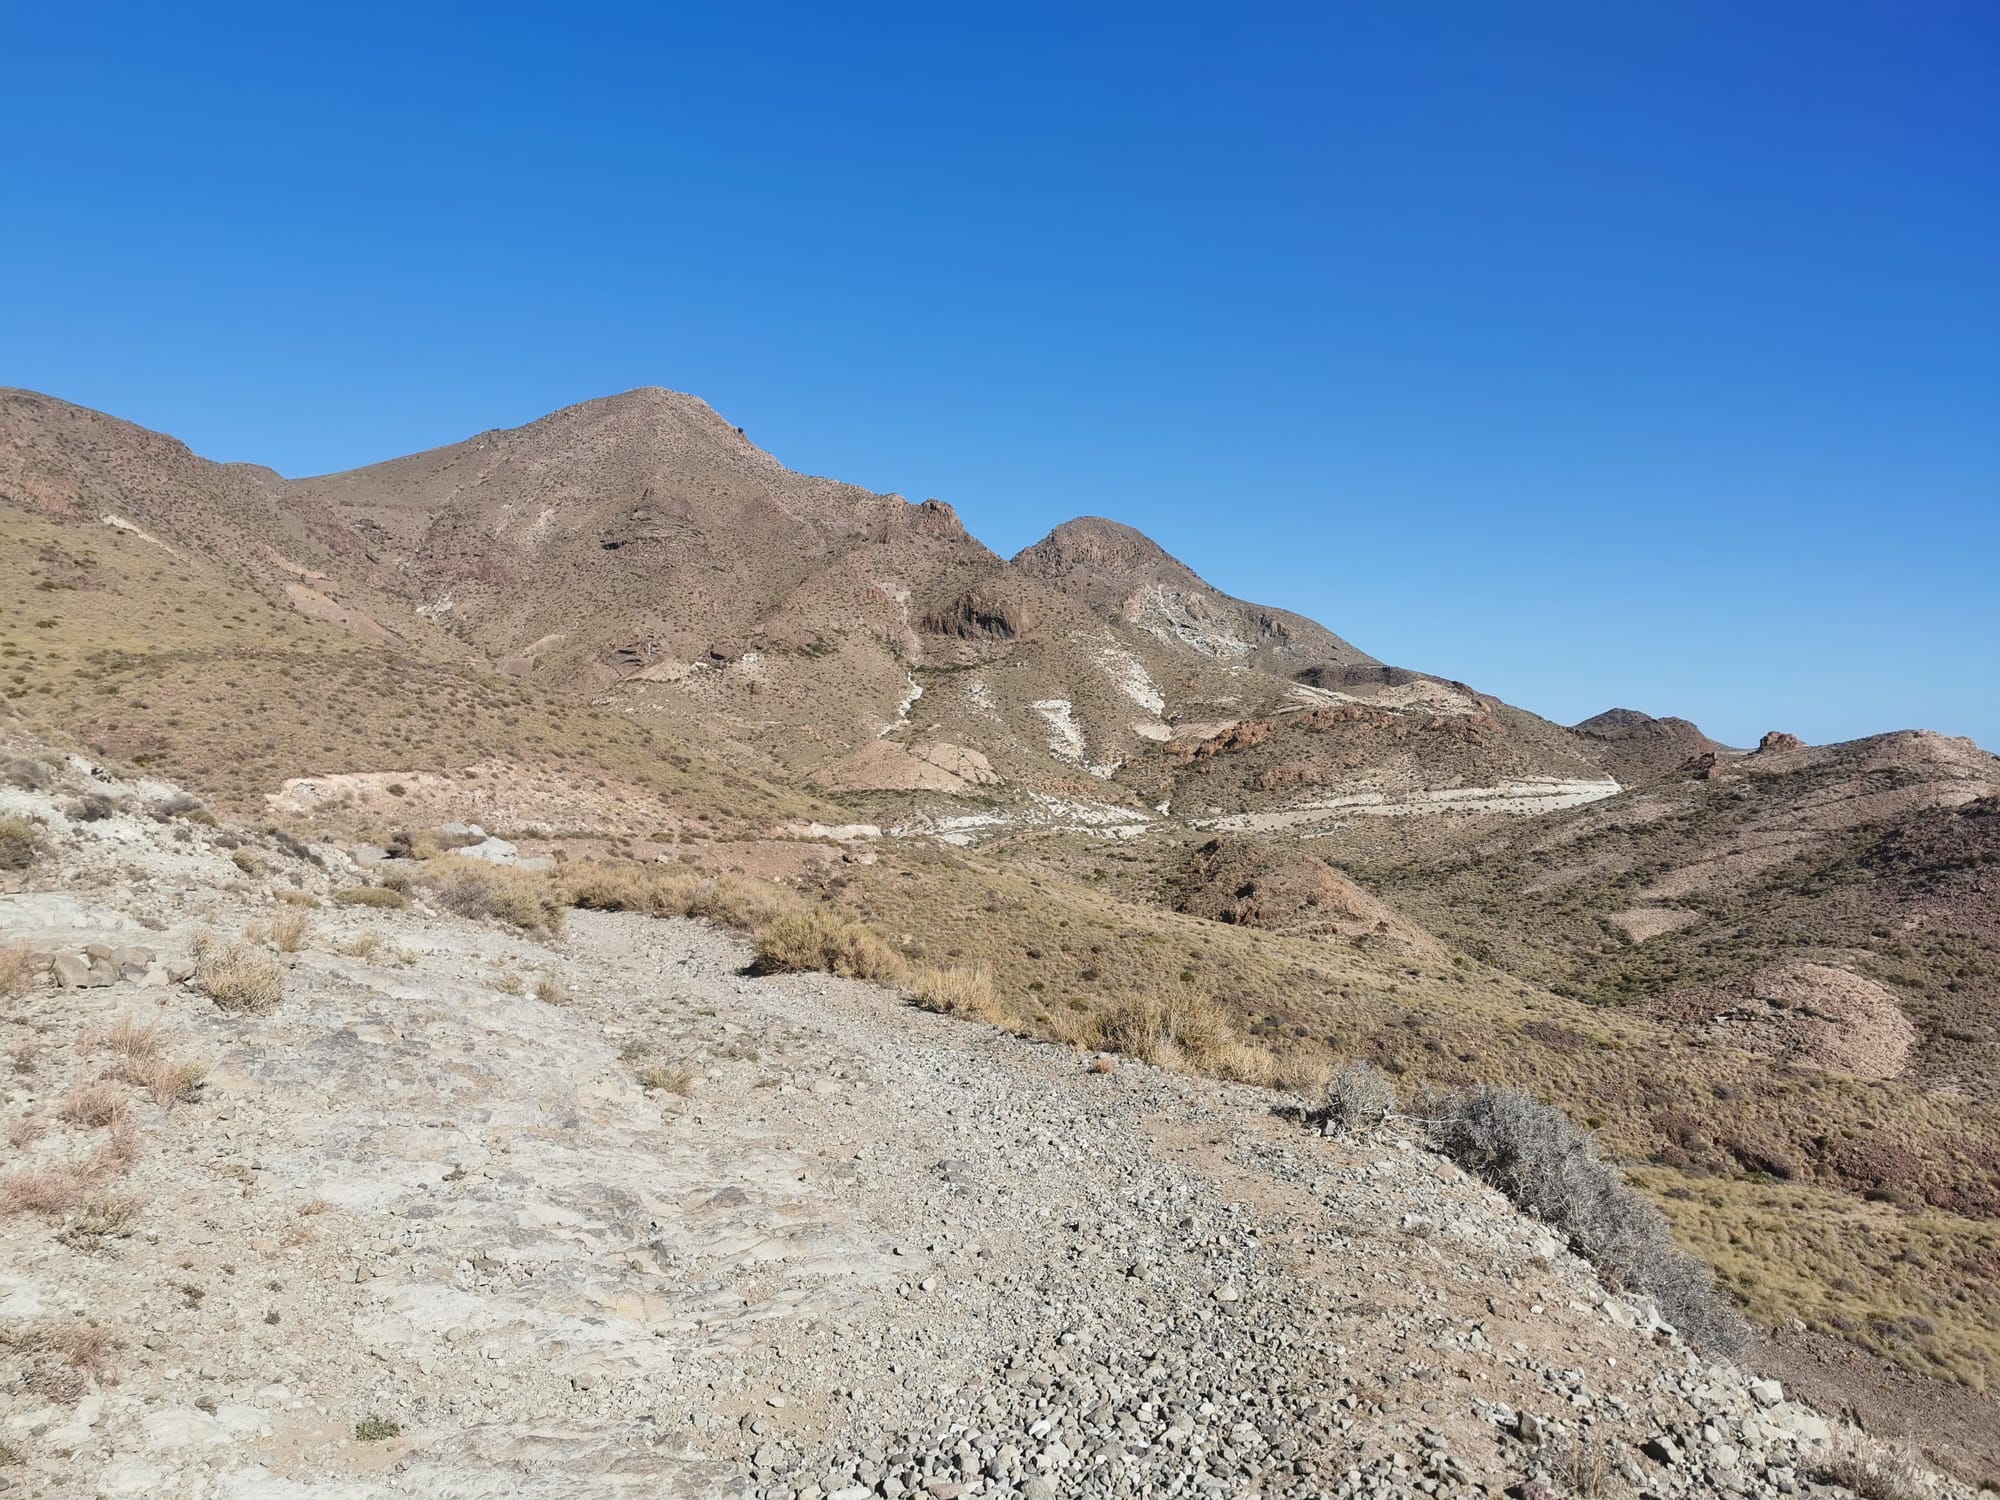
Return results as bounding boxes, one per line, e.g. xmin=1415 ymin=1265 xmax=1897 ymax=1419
xmin=0 ymin=761 xmax=1965 ymax=1499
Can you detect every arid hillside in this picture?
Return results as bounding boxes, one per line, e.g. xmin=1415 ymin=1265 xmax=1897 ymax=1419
xmin=4 ymin=385 xmax=1998 ymax=1470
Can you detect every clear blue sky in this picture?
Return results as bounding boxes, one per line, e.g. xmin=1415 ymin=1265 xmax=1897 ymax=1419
xmin=5 ymin=3 xmax=1995 ymax=750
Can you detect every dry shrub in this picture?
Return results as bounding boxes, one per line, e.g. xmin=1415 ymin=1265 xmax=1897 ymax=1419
xmin=0 ymin=815 xmax=41 ymax=872
xmin=1089 ymin=984 xmax=1238 ymax=1071
xmin=424 ymin=857 xmax=565 ymax=937
xmin=333 ymin=885 xmax=406 ymax=909
xmin=533 ymin=974 xmax=568 ymax=1005
xmin=58 ymin=1082 xmax=128 ymax=1129
xmin=129 ymin=1053 xmax=209 ymax=1106
xmin=1426 ymin=1086 xmax=1747 ymax=1354
xmin=273 ymin=888 xmax=320 ymax=908
xmin=751 ymin=905 xmax=907 ymax=983
xmin=336 ymin=932 xmax=382 ymax=959
xmin=1 ymin=1163 xmax=87 ymax=1216
xmin=911 ymin=963 xmax=1002 ymax=1022
xmin=267 ymin=910 xmax=312 ymax=952
xmin=192 ymin=931 xmax=285 ymax=1012
xmin=0 ymin=944 xmax=32 ymax=1002
xmin=1807 ymin=1438 xmax=1932 ymax=1500
xmin=90 ymin=1116 xmax=141 ymax=1173
xmin=637 ymin=1062 xmax=697 ymax=1095
xmin=565 ymin=860 xmax=795 ymax=930
xmin=6 ymin=1115 xmax=44 ymax=1149
xmin=1314 ymin=1060 xmax=1398 ymax=1136
xmin=100 ymin=1015 xmax=161 ymax=1062
xmin=7 ymin=1038 xmax=35 ymax=1075
xmin=66 ymin=1192 xmax=140 ymax=1242
xmin=45 ymin=1319 xmax=113 ymax=1378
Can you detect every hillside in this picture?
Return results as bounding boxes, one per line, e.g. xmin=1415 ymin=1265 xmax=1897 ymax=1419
xmin=4 ymin=385 xmax=1998 ymax=1473
xmin=0 ymin=743 xmax=1979 ymax=1498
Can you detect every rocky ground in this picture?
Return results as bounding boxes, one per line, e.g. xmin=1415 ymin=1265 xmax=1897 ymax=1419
xmin=0 ymin=752 xmax=1975 ymax=1499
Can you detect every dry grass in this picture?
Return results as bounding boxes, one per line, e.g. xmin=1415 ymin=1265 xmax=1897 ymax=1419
xmin=191 ymin=931 xmax=285 ymax=1012
xmin=534 ymin=974 xmax=569 ymax=1006
xmin=267 ymin=909 xmax=312 ymax=952
xmin=6 ymin=1038 xmax=35 ymax=1075
xmin=1806 ymin=1438 xmax=1932 ymax=1500
xmin=65 ymin=1192 xmax=141 ymax=1242
xmin=637 ymin=1062 xmax=697 ymax=1096
xmin=333 ymin=885 xmax=406 ymax=909
xmin=0 ymin=814 xmax=40 ymax=872
xmin=99 ymin=1015 xmax=162 ymax=1062
xmin=423 ymin=856 xmax=565 ymax=937
xmin=0 ymin=944 xmax=32 ymax=1002
xmin=564 ymin=859 xmax=795 ymax=930
xmin=57 ymin=1082 xmax=128 ymax=1129
xmin=910 ymin=963 xmax=1002 ymax=1022
xmin=1 ymin=1163 xmax=88 ymax=1216
xmin=335 ymin=931 xmax=383 ymax=958
xmin=127 ymin=1053 xmax=209 ymax=1106
xmin=751 ymin=905 xmax=907 ymax=983
xmin=1085 ymin=984 xmax=1239 ymax=1072
xmin=1314 ymin=1060 xmax=1398 ymax=1136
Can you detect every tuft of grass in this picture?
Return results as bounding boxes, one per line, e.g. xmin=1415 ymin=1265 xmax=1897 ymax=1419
xmin=128 ymin=1053 xmax=209 ymax=1106
xmin=0 ymin=943 xmax=32 ymax=1002
xmin=335 ymin=932 xmax=383 ymax=959
xmin=1086 ymin=984 xmax=1239 ymax=1073
xmin=637 ymin=1062 xmax=697 ymax=1096
xmin=334 ymin=885 xmax=406 ymax=909
xmin=273 ymin=888 xmax=320 ymax=908
xmin=64 ymin=1192 xmax=141 ymax=1243
xmin=100 ymin=1015 xmax=162 ymax=1062
xmin=58 ymin=1082 xmax=128 ymax=1129
xmin=0 ymin=815 xmax=41 ymax=872
xmin=533 ymin=974 xmax=568 ymax=1005
xmin=564 ymin=860 xmax=794 ymax=930
xmin=910 ymin=963 xmax=1002 ymax=1023
xmin=423 ymin=857 xmax=565 ymax=937
xmin=751 ymin=905 xmax=907 ymax=983
xmin=1 ymin=1163 xmax=88 ymax=1217
xmin=266 ymin=909 xmax=312 ymax=952
xmin=191 ymin=931 xmax=285 ymax=1012
xmin=1426 ymin=1086 xmax=1747 ymax=1354
xmin=354 ymin=1418 xmax=402 ymax=1442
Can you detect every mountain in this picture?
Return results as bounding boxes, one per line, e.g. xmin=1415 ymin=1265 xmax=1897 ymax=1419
xmin=4 ymin=384 xmax=1998 ymax=1457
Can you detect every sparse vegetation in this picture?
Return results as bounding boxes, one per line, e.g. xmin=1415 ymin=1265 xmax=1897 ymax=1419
xmin=191 ymin=931 xmax=285 ymax=1012
xmin=1425 ymin=1086 xmax=1747 ymax=1354
xmin=751 ymin=904 xmax=907 ymax=983
xmin=423 ymin=856 xmax=565 ymax=936
xmin=354 ymin=1417 xmax=402 ymax=1442
xmin=0 ymin=814 xmax=41 ymax=871
xmin=910 ymin=962 xmax=1001 ymax=1022
xmin=637 ymin=1062 xmax=697 ymax=1095
xmin=1314 ymin=1060 xmax=1397 ymax=1136
xmin=564 ymin=859 xmax=794 ymax=930
xmin=534 ymin=973 xmax=568 ymax=1005
xmin=334 ymin=885 xmax=406 ymax=909
xmin=0 ymin=943 xmax=32 ymax=1001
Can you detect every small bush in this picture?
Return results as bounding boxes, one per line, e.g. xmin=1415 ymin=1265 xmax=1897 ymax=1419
xmin=0 ymin=816 xmax=41 ymax=872
xmin=1090 ymin=984 xmax=1237 ymax=1070
xmin=637 ymin=1062 xmax=697 ymax=1095
xmin=271 ymin=910 xmax=312 ymax=952
xmin=1807 ymin=1439 xmax=1932 ymax=1500
xmin=58 ymin=1082 xmax=128 ymax=1128
xmin=751 ymin=906 xmax=907 ymax=982
xmin=192 ymin=932 xmax=285 ymax=1012
xmin=1425 ymin=1086 xmax=1746 ymax=1353
xmin=424 ymin=857 xmax=564 ymax=937
xmin=534 ymin=974 xmax=569 ymax=1005
xmin=1314 ymin=1061 xmax=1397 ymax=1136
xmin=334 ymin=885 xmax=406 ymax=909
xmin=354 ymin=1417 xmax=402 ymax=1441
xmin=911 ymin=963 xmax=1002 ymax=1022
xmin=564 ymin=860 xmax=795 ymax=930
xmin=129 ymin=1053 xmax=209 ymax=1106
xmin=0 ymin=944 xmax=32 ymax=1001
xmin=68 ymin=793 xmax=116 ymax=823
xmin=336 ymin=932 xmax=383 ymax=959
xmin=273 ymin=888 xmax=320 ymax=909
xmin=1 ymin=1163 xmax=87 ymax=1216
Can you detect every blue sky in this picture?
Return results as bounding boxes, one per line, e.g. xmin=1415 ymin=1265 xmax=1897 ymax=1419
xmin=5 ymin=3 xmax=1995 ymax=749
